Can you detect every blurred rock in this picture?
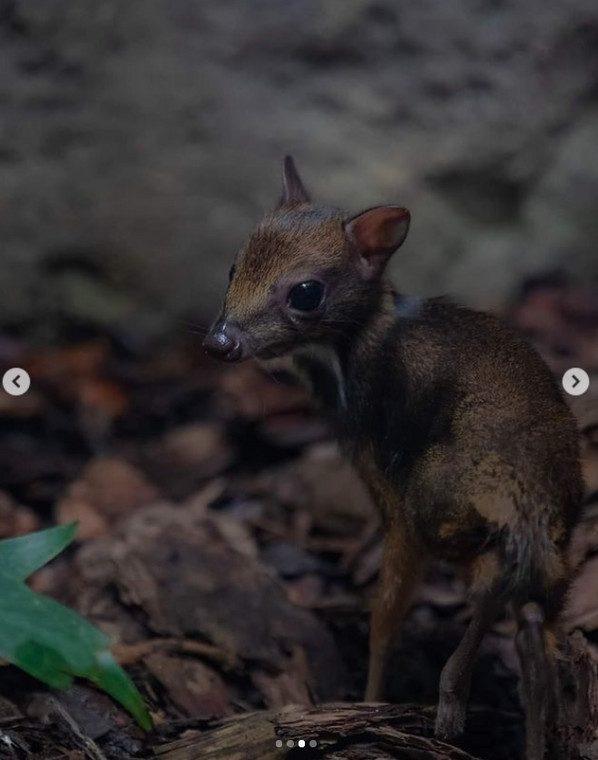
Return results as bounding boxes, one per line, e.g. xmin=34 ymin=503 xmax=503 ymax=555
xmin=1 ymin=0 xmax=597 ymax=334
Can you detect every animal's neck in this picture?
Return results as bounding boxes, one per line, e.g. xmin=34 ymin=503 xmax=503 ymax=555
xmin=339 ymin=281 xmax=400 ymax=372
xmin=294 ymin=280 xmax=405 ymax=416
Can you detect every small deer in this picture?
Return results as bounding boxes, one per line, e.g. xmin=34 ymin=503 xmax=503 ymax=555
xmin=204 ymin=157 xmax=583 ymax=759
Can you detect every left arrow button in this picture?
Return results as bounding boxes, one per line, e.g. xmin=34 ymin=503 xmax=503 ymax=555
xmin=2 ymin=368 xmax=31 ymax=397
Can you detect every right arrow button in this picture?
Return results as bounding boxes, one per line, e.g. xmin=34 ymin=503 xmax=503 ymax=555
xmin=562 ymin=368 xmax=590 ymax=397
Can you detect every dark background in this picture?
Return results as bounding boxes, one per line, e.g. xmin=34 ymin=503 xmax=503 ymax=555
xmin=1 ymin=0 xmax=597 ymax=344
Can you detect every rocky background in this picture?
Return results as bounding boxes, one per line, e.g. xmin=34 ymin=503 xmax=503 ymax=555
xmin=1 ymin=0 xmax=597 ymax=341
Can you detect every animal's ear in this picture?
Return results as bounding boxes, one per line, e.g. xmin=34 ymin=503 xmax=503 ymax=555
xmin=279 ymin=155 xmax=310 ymax=206
xmin=344 ymin=205 xmax=410 ymax=280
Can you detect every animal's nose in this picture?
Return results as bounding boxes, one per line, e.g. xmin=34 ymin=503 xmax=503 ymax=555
xmin=203 ymin=322 xmax=243 ymax=362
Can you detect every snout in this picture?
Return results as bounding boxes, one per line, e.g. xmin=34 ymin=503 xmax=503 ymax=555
xmin=203 ymin=321 xmax=244 ymax=362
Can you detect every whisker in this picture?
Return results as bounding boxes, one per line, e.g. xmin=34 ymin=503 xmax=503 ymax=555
xmin=184 ymin=327 xmax=208 ymax=337
xmin=178 ymin=319 xmax=210 ymax=337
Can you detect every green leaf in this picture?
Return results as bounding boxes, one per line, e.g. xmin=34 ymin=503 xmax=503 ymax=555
xmin=90 ymin=651 xmax=154 ymax=731
xmin=0 ymin=529 xmax=152 ymax=731
xmin=0 ymin=522 xmax=78 ymax=581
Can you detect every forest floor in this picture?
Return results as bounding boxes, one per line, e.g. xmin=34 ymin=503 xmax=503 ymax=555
xmin=0 ymin=273 xmax=597 ymax=760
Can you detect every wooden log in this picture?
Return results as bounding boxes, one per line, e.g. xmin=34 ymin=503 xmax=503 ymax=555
xmin=153 ymin=703 xmax=483 ymax=760
xmin=153 ymin=630 xmax=598 ymax=760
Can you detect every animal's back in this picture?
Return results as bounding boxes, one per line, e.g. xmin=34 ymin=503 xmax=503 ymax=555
xmin=347 ymin=296 xmax=583 ymax=605
xmin=411 ymin=298 xmax=582 ymax=518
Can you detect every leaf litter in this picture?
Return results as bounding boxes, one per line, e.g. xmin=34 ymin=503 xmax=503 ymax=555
xmin=0 ymin=274 xmax=597 ymax=758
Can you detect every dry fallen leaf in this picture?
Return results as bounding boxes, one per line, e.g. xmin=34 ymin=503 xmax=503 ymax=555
xmin=0 ymin=491 xmax=40 ymax=538
xmin=26 ymin=340 xmax=111 ymax=387
xmin=256 ymin=443 xmax=376 ymax=536
xmin=161 ymin=422 xmax=233 ymax=477
xmin=144 ymin=652 xmax=234 ymax=719
xmin=55 ymin=457 xmax=159 ymax=539
xmin=218 ymin=362 xmax=310 ymax=420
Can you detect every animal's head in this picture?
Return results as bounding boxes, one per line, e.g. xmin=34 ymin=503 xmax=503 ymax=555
xmin=203 ymin=156 xmax=410 ymax=362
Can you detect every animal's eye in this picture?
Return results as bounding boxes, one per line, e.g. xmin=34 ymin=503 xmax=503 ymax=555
xmin=228 ymin=265 xmax=236 ymax=282
xmin=287 ymin=281 xmax=325 ymax=312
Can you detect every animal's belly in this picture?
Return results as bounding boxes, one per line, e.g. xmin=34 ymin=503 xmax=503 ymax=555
xmin=415 ymin=508 xmax=494 ymax=563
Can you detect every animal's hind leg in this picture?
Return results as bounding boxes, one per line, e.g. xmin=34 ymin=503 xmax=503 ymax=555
xmin=435 ymin=591 xmax=503 ymax=741
xmin=435 ymin=552 xmax=504 ymax=741
xmin=516 ymin=602 xmax=558 ymax=760
xmin=515 ymin=542 xmax=568 ymax=760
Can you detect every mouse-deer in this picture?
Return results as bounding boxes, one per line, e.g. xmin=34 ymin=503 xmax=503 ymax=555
xmin=204 ymin=157 xmax=583 ymax=759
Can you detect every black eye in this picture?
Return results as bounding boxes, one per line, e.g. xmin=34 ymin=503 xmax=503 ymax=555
xmin=228 ymin=265 xmax=236 ymax=282
xmin=287 ymin=281 xmax=325 ymax=312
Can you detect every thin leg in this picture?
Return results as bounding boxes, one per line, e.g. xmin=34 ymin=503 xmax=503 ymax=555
xmin=435 ymin=592 xmax=504 ymax=741
xmin=364 ymin=529 xmax=427 ymax=701
xmin=516 ymin=602 xmax=552 ymax=760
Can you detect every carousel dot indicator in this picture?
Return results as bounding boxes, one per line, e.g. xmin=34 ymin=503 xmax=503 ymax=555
xmin=275 ymin=737 xmax=318 ymax=749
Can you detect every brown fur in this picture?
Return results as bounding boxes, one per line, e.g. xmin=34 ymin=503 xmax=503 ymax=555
xmin=205 ymin=158 xmax=584 ymax=759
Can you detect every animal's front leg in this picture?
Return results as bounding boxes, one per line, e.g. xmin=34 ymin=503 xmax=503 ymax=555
xmin=364 ymin=528 xmax=427 ymax=701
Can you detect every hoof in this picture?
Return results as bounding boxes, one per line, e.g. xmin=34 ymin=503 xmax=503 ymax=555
xmin=434 ymin=699 xmax=467 ymax=743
